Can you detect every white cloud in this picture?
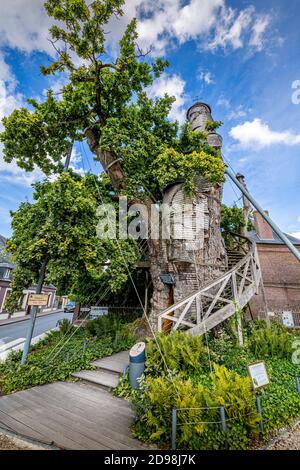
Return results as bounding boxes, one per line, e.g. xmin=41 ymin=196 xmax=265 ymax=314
xmin=147 ymin=72 xmax=187 ymax=124
xmin=230 ymin=118 xmax=300 ymax=149
xmin=227 ymin=105 xmax=247 ymax=121
xmin=0 ymin=55 xmax=44 ymax=187
xmin=209 ymin=6 xmax=254 ymax=50
xmin=249 ymin=15 xmax=271 ymax=51
xmin=0 ymin=151 xmax=44 ymax=187
xmin=0 ymin=1 xmax=272 ymax=60
xmin=217 ymin=97 xmax=231 ymax=108
xmin=108 ymin=1 xmax=272 ymax=56
xmin=69 ymin=147 xmax=85 ymax=177
xmin=198 ymin=70 xmax=214 ymax=85
xmin=0 ymin=55 xmax=26 ymax=145
xmin=172 ymin=0 xmax=223 ymax=44
xmin=0 ymin=0 xmax=54 ymax=55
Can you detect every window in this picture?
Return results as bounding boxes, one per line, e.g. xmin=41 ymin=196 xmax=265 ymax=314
xmin=0 ymin=268 xmax=10 ymax=280
xmin=3 ymin=269 xmax=10 ymax=279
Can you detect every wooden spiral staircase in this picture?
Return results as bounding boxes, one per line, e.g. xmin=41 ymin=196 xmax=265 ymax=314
xmin=158 ymin=233 xmax=262 ymax=336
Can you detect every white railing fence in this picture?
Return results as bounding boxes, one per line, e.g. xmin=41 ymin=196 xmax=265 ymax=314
xmin=158 ymin=235 xmax=262 ymax=336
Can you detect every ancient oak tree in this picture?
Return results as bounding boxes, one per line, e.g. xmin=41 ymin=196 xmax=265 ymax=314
xmin=0 ymin=0 xmax=226 ymax=327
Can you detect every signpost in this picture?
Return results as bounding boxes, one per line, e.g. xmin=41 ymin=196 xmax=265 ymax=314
xmin=90 ymin=306 xmax=109 ymax=318
xmin=28 ymin=294 xmax=49 ymax=307
xmin=248 ymin=361 xmax=270 ymax=390
xmin=247 ymin=361 xmax=270 ymax=433
xmin=282 ymin=311 xmax=295 ymax=328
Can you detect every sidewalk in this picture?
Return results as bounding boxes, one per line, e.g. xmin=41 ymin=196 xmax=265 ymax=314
xmin=0 ymin=308 xmax=63 ymax=327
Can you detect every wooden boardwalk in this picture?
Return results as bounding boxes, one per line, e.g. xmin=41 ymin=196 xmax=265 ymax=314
xmin=0 ymin=381 xmax=147 ymax=450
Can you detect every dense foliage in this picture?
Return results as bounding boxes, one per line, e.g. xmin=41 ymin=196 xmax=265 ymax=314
xmin=221 ymin=204 xmax=254 ymax=234
xmin=116 ymin=321 xmax=300 ymax=450
xmin=133 ymin=364 xmax=259 ymax=450
xmin=0 ymin=312 xmax=137 ymax=394
xmin=248 ymin=321 xmax=293 ymax=359
xmin=5 ymin=172 xmax=139 ymax=311
xmin=0 ymin=0 xmax=226 ymax=307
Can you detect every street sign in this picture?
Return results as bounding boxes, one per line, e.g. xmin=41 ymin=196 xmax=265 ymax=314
xmin=28 ymin=294 xmax=49 ymax=307
xmin=248 ymin=361 xmax=270 ymax=390
xmin=90 ymin=306 xmax=109 ymax=318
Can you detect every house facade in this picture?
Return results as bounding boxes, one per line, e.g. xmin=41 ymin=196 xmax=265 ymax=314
xmin=0 ymin=234 xmax=57 ymax=314
xmin=249 ymin=211 xmax=300 ymax=324
xmin=0 ymin=262 xmax=14 ymax=313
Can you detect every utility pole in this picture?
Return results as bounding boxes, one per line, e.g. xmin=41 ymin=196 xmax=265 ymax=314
xmin=21 ymin=142 xmax=73 ymax=365
xmin=236 ymin=173 xmax=251 ymax=237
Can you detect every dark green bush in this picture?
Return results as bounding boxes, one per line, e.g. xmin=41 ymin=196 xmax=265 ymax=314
xmin=248 ymin=321 xmax=293 ymax=359
xmin=133 ymin=364 xmax=259 ymax=450
xmin=58 ymin=318 xmax=75 ymax=335
xmin=120 ymin=321 xmax=300 ymax=450
xmin=85 ymin=312 xmax=141 ymax=341
xmin=146 ymin=331 xmax=209 ymax=376
xmin=0 ymin=318 xmax=136 ymax=394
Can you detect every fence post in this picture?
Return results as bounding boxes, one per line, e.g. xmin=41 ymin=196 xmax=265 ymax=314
xmin=220 ymin=406 xmax=227 ymax=432
xmin=296 ymin=377 xmax=300 ymax=393
xmin=83 ymin=339 xmax=87 ymax=353
xmin=220 ymin=406 xmax=228 ymax=449
xmin=256 ymin=395 xmax=264 ymax=432
xmin=171 ymin=408 xmax=177 ymax=450
xmin=66 ymin=352 xmax=70 ymax=363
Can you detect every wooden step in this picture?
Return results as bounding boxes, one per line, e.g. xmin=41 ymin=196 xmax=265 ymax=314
xmin=72 ymin=370 xmax=120 ymax=390
xmin=92 ymin=350 xmax=129 ymax=374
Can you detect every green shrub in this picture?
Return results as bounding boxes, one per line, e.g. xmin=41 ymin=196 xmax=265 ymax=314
xmin=85 ymin=313 xmax=139 ymax=342
xmin=58 ymin=318 xmax=75 ymax=335
xmin=0 ymin=318 xmax=136 ymax=394
xmin=248 ymin=321 xmax=292 ymax=359
xmin=133 ymin=364 xmax=259 ymax=450
xmin=146 ymin=332 xmax=208 ymax=376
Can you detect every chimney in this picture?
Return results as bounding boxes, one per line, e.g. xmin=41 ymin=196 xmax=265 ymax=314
xmin=254 ymin=210 xmax=274 ymax=240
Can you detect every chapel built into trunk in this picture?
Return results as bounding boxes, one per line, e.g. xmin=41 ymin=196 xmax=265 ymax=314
xmin=149 ymin=103 xmax=227 ymax=328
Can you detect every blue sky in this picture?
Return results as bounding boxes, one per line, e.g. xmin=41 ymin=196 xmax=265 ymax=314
xmin=0 ymin=0 xmax=299 ymax=238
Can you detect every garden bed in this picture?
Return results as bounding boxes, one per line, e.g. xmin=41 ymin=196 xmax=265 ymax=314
xmin=0 ymin=313 xmax=139 ymax=395
xmin=115 ymin=320 xmax=300 ymax=450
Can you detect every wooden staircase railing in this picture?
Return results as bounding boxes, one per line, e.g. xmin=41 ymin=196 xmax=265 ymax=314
xmin=158 ymin=233 xmax=262 ymax=336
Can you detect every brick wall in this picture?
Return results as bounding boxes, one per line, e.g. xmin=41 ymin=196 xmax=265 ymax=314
xmin=250 ymin=243 xmax=300 ymax=318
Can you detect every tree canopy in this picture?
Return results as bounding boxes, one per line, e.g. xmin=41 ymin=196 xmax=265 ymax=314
xmin=221 ymin=204 xmax=254 ymax=235
xmin=5 ymin=172 xmax=139 ymax=312
xmin=0 ymin=0 xmax=224 ymax=201
xmin=0 ymin=0 xmax=226 ymax=309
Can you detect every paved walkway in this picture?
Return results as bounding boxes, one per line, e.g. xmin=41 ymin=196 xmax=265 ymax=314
xmin=266 ymin=421 xmax=300 ymax=450
xmin=0 ymin=381 xmax=147 ymax=450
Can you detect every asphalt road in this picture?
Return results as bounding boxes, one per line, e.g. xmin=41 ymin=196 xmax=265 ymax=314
xmin=0 ymin=311 xmax=73 ymax=345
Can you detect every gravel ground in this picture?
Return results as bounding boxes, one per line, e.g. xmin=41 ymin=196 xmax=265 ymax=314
xmin=0 ymin=432 xmax=46 ymax=450
xmin=266 ymin=422 xmax=300 ymax=450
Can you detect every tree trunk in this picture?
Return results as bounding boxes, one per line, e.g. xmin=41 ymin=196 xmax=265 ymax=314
xmin=148 ymin=103 xmax=227 ymax=330
xmin=86 ymin=103 xmax=228 ymax=332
